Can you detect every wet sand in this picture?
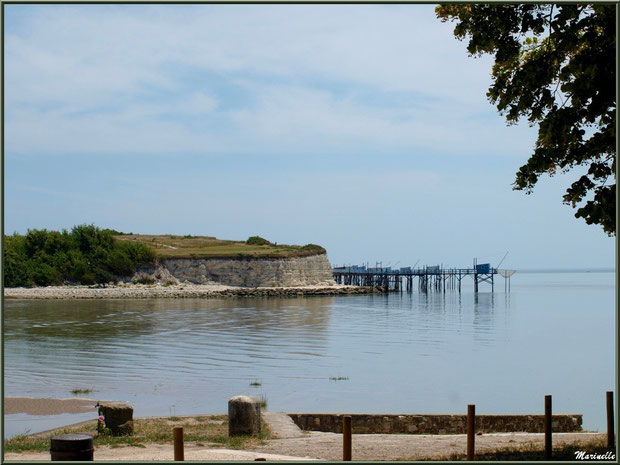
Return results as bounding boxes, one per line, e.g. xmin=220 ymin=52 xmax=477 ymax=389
xmin=4 ymin=397 xmax=99 ymax=415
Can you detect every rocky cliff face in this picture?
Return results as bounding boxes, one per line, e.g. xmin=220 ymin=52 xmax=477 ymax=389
xmin=136 ymin=254 xmax=335 ymax=287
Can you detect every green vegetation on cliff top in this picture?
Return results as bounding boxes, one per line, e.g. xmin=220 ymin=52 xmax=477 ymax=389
xmin=4 ymin=225 xmax=326 ymax=287
xmin=114 ymin=233 xmax=326 ymax=259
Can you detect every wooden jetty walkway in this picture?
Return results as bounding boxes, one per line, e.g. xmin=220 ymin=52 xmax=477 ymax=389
xmin=333 ymin=262 xmax=505 ymax=293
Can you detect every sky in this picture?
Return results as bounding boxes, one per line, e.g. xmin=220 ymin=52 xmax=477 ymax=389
xmin=3 ymin=4 xmax=615 ymax=270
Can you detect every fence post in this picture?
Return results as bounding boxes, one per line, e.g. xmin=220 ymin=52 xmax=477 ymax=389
xmin=607 ymin=391 xmax=615 ymax=449
xmin=545 ymin=395 xmax=552 ymax=460
xmin=343 ymin=415 xmax=352 ymax=461
xmin=173 ymin=426 xmax=184 ymax=461
xmin=467 ymin=404 xmax=475 ymax=460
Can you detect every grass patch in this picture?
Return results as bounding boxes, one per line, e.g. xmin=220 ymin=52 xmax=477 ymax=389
xmin=259 ymin=395 xmax=268 ymax=410
xmin=4 ymin=415 xmax=271 ymax=453
xmin=249 ymin=380 xmax=262 ymax=387
xmin=71 ymin=388 xmax=93 ymax=395
xmin=329 ymin=376 xmax=349 ymax=381
xmin=114 ymin=234 xmax=326 ymax=260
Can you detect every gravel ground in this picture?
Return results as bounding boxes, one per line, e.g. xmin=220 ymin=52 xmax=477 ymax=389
xmin=3 ymin=403 xmax=606 ymax=462
xmin=4 ymin=432 xmax=605 ymax=462
xmin=251 ymin=431 xmax=606 ymax=461
xmin=4 ymin=283 xmax=373 ymax=299
xmin=3 ymin=444 xmax=320 ymax=461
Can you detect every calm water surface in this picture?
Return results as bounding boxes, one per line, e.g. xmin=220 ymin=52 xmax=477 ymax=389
xmin=3 ymin=272 xmax=615 ymax=438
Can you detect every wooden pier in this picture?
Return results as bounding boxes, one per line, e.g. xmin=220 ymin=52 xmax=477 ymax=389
xmin=333 ymin=262 xmax=500 ymax=293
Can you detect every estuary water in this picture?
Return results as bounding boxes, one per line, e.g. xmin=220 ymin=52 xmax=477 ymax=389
xmin=3 ymin=271 xmax=615 ymax=438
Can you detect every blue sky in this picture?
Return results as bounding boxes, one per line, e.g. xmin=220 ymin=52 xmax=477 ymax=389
xmin=3 ymin=4 xmax=615 ymax=270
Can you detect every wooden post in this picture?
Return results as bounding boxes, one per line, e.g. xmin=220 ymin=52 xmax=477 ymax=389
xmin=545 ymin=395 xmax=552 ymax=459
xmin=173 ymin=426 xmax=184 ymax=461
xmin=343 ymin=415 xmax=352 ymax=461
xmin=607 ymin=391 xmax=615 ymax=449
xmin=467 ymin=404 xmax=475 ymax=460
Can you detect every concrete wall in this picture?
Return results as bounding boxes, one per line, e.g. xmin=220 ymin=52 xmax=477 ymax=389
xmin=287 ymin=413 xmax=583 ymax=434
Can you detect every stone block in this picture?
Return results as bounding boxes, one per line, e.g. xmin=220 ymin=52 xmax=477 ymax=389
xmin=228 ymin=396 xmax=261 ymax=436
xmin=97 ymin=402 xmax=133 ymax=436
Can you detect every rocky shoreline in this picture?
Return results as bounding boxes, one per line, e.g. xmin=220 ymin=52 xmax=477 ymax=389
xmin=4 ymin=283 xmax=379 ymax=300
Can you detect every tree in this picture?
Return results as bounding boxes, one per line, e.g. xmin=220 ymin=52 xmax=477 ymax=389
xmin=436 ymin=4 xmax=616 ymax=235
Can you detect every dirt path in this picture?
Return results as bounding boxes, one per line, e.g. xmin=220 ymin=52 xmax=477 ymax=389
xmin=4 ymin=410 xmax=606 ymax=461
xmin=3 ymin=444 xmax=320 ymax=461
xmin=4 ymin=432 xmax=605 ymax=462
xmin=251 ymin=431 xmax=605 ymax=461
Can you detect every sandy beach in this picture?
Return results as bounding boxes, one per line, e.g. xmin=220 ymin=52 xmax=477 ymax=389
xmin=4 ymin=283 xmax=376 ymax=300
xmin=4 ymin=397 xmax=99 ymax=416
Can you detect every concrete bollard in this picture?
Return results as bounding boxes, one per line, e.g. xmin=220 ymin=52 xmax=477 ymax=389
xmin=50 ymin=433 xmax=94 ymax=461
xmin=228 ymin=396 xmax=261 ymax=436
xmin=97 ymin=401 xmax=134 ymax=436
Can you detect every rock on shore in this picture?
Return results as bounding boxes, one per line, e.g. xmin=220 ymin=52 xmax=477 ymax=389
xmin=4 ymin=283 xmax=379 ymax=300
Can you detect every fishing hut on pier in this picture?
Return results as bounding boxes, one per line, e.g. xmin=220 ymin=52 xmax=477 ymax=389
xmin=333 ymin=259 xmax=512 ymax=293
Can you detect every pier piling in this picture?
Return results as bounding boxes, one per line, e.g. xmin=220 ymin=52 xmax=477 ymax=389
xmin=333 ymin=262 xmax=500 ymax=294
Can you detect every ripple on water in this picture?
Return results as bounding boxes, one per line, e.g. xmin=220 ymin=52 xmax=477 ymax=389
xmin=3 ymin=277 xmax=615 ymax=433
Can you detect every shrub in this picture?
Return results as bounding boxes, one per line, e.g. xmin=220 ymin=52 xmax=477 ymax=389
xmin=246 ymin=236 xmax=272 ymax=246
xmin=105 ymin=248 xmax=134 ymax=276
xmin=301 ymin=244 xmax=326 ymax=254
xmin=3 ymin=225 xmax=156 ymax=287
xmin=31 ymin=261 xmax=58 ymax=286
xmin=3 ymin=234 xmax=33 ymax=287
xmin=94 ymin=268 xmax=117 ymax=284
xmin=80 ymin=271 xmax=96 ymax=285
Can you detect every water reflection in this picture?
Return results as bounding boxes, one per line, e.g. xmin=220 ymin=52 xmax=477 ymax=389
xmin=4 ymin=297 xmax=335 ymax=397
xmin=4 ymin=293 xmax=509 ymax=395
xmin=4 ymin=274 xmax=613 ymax=435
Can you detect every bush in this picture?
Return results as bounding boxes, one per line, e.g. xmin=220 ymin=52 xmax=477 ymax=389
xmin=246 ymin=236 xmax=272 ymax=246
xmin=31 ymin=259 xmax=59 ymax=286
xmin=105 ymin=248 xmax=134 ymax=276
xmin=301 ymin=244 xmax=327 ymax=254
xmin=4 ymin=234 xmax=33 ymax=287
xmin=3 ymin=225 xmax=156 ymax=287
xmin=94 ymin=268 xmax=117 ymax=284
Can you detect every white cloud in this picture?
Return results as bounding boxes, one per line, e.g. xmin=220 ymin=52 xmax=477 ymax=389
xmin=4 ymin=4 xmax=535 ymax=157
